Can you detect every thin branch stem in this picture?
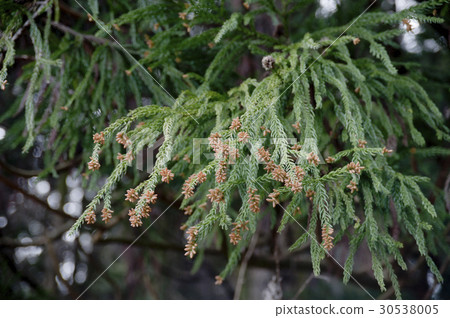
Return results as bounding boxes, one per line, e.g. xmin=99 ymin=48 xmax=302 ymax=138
xmin=51 ymin=21 xmax=116 ymax=46
xmin=292 ymin=274 xmax=330 ymax=299
xmin=233 ymin=228 xmax=260 ymax=300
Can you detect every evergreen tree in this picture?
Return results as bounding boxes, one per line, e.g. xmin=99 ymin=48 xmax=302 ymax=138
xmin=1 ymin=0 xmax=449 ymax=299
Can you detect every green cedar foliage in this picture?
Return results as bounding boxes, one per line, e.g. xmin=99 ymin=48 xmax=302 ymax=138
xmin=1 ymin=0 xmax=449 ymax=299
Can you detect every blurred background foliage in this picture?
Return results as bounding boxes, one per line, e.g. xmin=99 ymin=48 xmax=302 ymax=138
xmin=0 ymin=0 xmax=449 ymax=299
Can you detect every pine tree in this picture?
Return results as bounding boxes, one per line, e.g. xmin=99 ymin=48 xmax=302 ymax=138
xmin=1 ymin=0 xmax=449 ymax=299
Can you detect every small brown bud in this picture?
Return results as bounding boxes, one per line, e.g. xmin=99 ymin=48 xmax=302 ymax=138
xmin=262 ymin=55 xmax=275 ymax=71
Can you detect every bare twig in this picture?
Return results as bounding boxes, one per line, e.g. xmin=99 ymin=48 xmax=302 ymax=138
xmin=0 ymin=170 xmax=123 ymax=230
xmin=445 ymin=173 xmax=450 ymax=212
xmin=0 ymin=222 xmax=72 ymax=247
xmin=51 ymin=21 xmax=116 ymax=46
xmin=233 ymin=228 xmax=260 ymax=300
xmin=11 ymin=0 xmax=51 ymax=41
xmin=292 ymin=274 xmax=330 ymax=299
xmin=0 ymin=172 xmax=78 ymax=220
xmin=293 ymin=273 xmax=314 ymax=299
xmin=0 ymin=155 xmax=82 ymax=177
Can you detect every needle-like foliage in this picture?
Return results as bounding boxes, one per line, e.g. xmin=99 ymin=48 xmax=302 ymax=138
xmin=1 ymin=0 xmax=449 ymax=299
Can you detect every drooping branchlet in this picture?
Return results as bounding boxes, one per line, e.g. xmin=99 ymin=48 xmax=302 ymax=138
xmin=347 ymin=181 xmax=358 ymax=193
xmin=85 ymin=208 xmax=96 ymax=224
xmin=292 ymin=122 xmax=301 ymax=134
xmin=125 ymin=188 xmax=139 ymax=202
xmin=266 ymin=189 xmax=280 ymax=208
xmin=142 ymin=190 xmax=158 ymax=204
xmin=101 ymin=208 xmax=113 ymax=223
xmin=347 ymin=162 xmax=365 ymax=174
xmin=93 ymin=132 xmax=105 ymax=145
xmin=230 ymin=117 xmax=241 ymax=131
xmin=382 ymin=147 xmax=393 ymax=155
xmin=237 ymin=131 xmax=249 ymax=143
xmin=182 ymin=175 xmax=195 ymax=198
xmin=124 ymin=151 xmax=134 ymax=163
xmin=215 ymin=161 xmax=227 ymax=183
xmin=160 ymin=168 xmax=174 ymax=183
xmin=358 ymin=139 xmax=367 ymax=148
xmin=257 ymin=146 xmax=271 ymax=163
xmin=197 ymin=171 xmax=207 ymax=184
xmin=247 ymin=188 xmax=260 ymax=213
xmin=307 ymin=152 xmax=320 ymax=166
xmin=128 ymin=208 xmax=143 ymax=227
xmin=229 ymin=220 xmax=249 ymax=245
xmin=291 ymin=144 xmax=302 ymax=151
xmin=207 ymin=188 xmax=224 ymax=203
xmin=264 ymin=160 xmax=276 ymax=173
xmin=272 ymin=166 xmax=288 ymax=183
xmin=260 ymin=126 xmax=271 ymax=136
xmin=321 ymin=225 xmax=334 ymax=251
xmin=184 ymin=226 xmax=199 ymax=258
xmin=88 ymin=157 xmax=100 ymax=171
xmin=116 ymin=132 xmax=131 ymax=148
xmin=184 ymin=205 xmax=193 ymax=216
xmin=141 ymin=205 xmax=151 ymax=218
xmin=306 ymin=189 xmax=315 ymax=201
